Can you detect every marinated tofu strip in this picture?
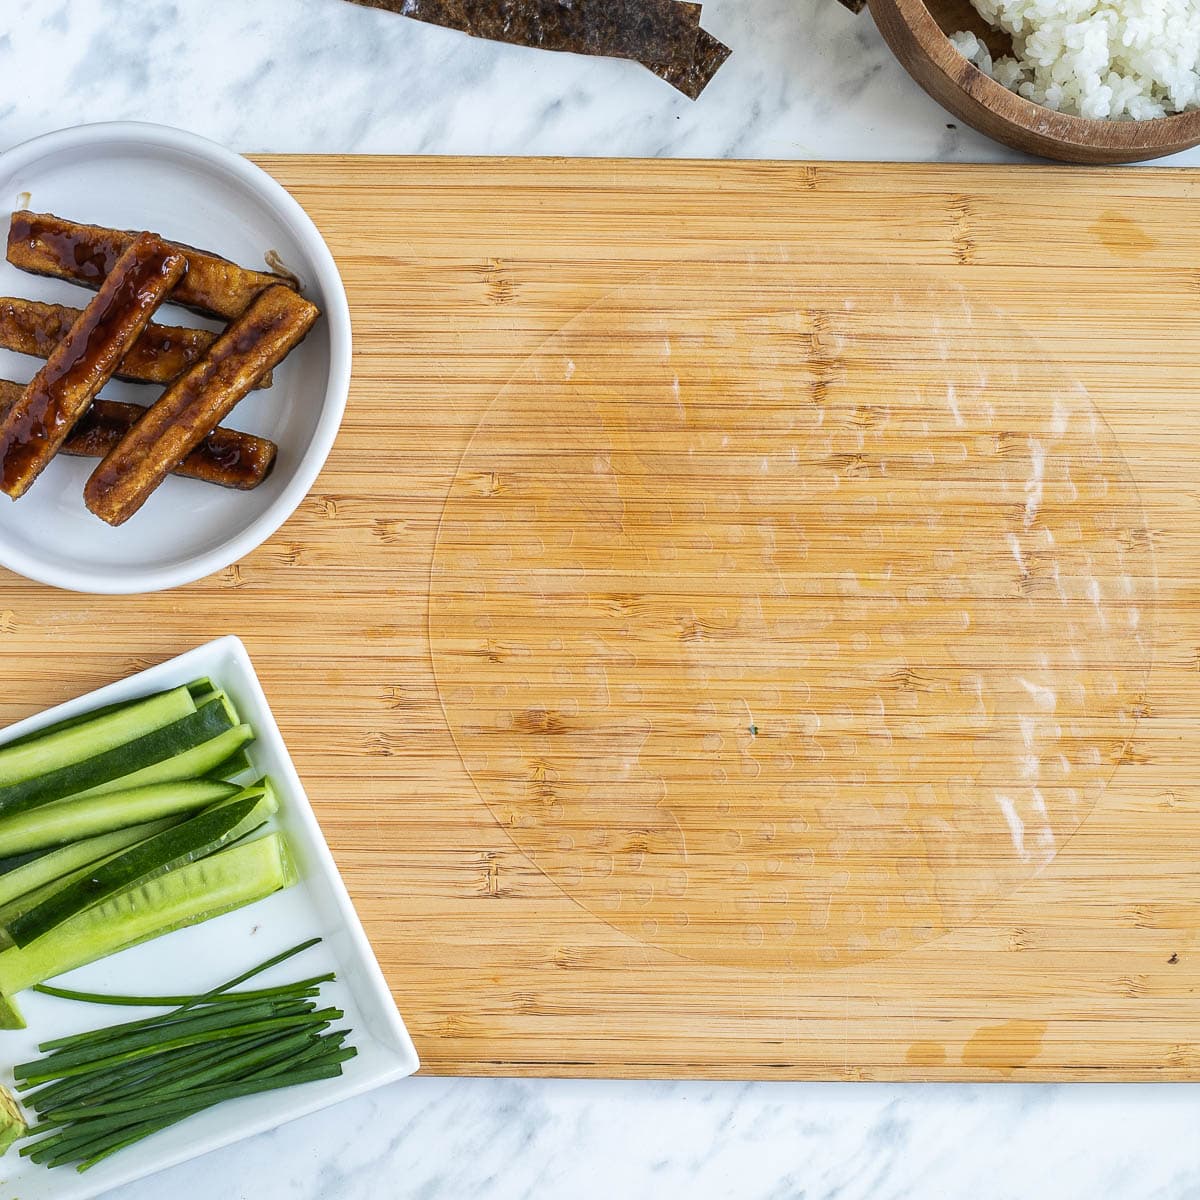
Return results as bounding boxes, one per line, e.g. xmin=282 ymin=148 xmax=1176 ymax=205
xmin=0 ymin=297 xmax=273 ymax=388
xmin=85 ymin=284 xmax=318 ymax=524
xmin=69 ymin=399 xmax=277 ymax=490
xmin=0 ymin=233 xmax=187 ymax=500
xmin=0 ymin=381 xmax=277 ymax=490
xmin=7 ymin=211 xmax=294 ymax=321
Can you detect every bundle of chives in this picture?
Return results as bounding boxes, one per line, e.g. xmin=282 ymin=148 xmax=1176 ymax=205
xmin=16 ymin=938 xmax=356 ymax=1172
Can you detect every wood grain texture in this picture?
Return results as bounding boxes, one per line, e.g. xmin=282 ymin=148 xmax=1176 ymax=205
xmin=1 ymin=157 xmax=1199 ymax=1080
xmin=868 ymin=0 xmax=1200 ymax=163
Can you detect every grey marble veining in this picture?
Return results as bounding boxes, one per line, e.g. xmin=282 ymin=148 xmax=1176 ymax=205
xmin=115 ymin=1077 xmax=1200 ymax=1200
xmin=2 ymin=2 xmax=1199 ymax=1198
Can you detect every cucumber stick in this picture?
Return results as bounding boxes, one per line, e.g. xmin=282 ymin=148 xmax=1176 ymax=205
xmin=0 ymin=817 xmax=181 ymax=909
xmin=3 ymin=680 xmax=216 ymax=752
xmin=0 ymin=699 xmax=134 ymax=751
xmin=0 ymin=817 xmax=193 ymax=929
xmin=211 ymin=745 xmax=253 ymax=779
xmin=0 ymin=871 xmax=88 ymax=930
xmin=0 ymin=847 xmax=52 ymax=877
xmin=190 ymin=689 xmax=240 ymax=725
xmin=0 ymin=787 xmax=272 ymax=926
xmin=186 ymin=678 xmax=214 ymax=699
xmin=74 ymin=722 xmax=253 ymax=799
xmin=0 ymin=780 xmax=239 ymax=857
xmin=0 ymin=686 xmax=195 ymax=790
xmin=0 ymin=787 xmax=265 ymax=926
xmin=8 ymin=784 xmax=279 ymax=946
xmin=0 ymin=833 xmax=296 ymax=997
xmin=0 ymin=699 xmax=239 ymax=817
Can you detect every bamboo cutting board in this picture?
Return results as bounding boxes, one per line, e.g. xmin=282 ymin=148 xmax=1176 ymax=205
xmin=1 ymin=157 xmax=1199 ymax=1080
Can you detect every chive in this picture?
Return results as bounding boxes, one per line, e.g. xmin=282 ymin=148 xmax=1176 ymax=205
xmin=18 ymin=947 xmax=355 ymax=1173
xmin=34 ymin=981 xmax=329 ymax=1053
xmin=252 ymin=1033 xmax=356 ymax=1079
xmin=22 ymin=1034 xmax=235 ymax=1108
xmin=18 ymin=998 xmax=316 ymax=1078
xmin=29 ymin=1030 xmax=290 ymax=1114
xmin=19 ymin=1134 xmax=61 ymax=1160
xmin=39 ymin=974 xmax=331 ymax=1015
xmin=88 ymin=1027 xmax=319 ymax=1108
xmin=62 ymin=1106 xmax=215 ymax=1170
xmin=216 ymin=1031 xmax=344 ymax=1088
xmin=76 ymin=1113 xmax=194 ymax=1172
xmin=32 ymin=937 xmax=322 ymax=1010
xmin=30 ymin=1043 xmax=353 ymax=1168
xmin=54 ymin=1029 xmax=322 ymax=1117
xmin=25 ymin=1008 xmax=337 ymax=1094
xmin=17 ymin=1007 xmax=341 ymax=1087
xmin=39 ymin=1063 xmax=348 ymax=1169
xmin=29 ymin=995 xmax=307 ymax=1065
xmin=166 ymin=936 xmax=322 ymax=1006
xmin=51 ymin=1062 xmax=348 ymax=1134
xmin=22 ymin=1036 xmax=213 ymax=1099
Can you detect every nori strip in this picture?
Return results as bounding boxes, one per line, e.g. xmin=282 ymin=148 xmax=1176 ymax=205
xmin=348 ymin=0 xmax=731 ymax=99
xmin=650 ymin=26 xmax=731 ymax=98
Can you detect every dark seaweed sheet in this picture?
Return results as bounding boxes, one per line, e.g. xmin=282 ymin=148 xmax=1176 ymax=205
xmin=649 ymin=26 xmax=731 ymax=99
xmin=348 ymin=0 xmax=731 ymax=99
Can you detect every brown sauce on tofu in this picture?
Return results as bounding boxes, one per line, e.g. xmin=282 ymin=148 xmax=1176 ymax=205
xmin=0 ymin=235 xmax=184 ymax=495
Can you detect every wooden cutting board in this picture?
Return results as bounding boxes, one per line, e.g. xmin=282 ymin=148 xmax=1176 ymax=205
xmin=1 ymin=157 xmax=1199 ymax=1080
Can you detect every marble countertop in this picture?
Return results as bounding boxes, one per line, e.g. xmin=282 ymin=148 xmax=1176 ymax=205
xmin=6 ymin=0 xmax=1199 ymax=164
xmin=2 ymin=2 xmax=1199 ymax=1197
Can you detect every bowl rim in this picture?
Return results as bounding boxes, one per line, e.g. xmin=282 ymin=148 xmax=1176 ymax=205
xmin=873 ymin=0 xmax=1200 ymax=155
xmin=0 ymin=120 xmax=351 ymax=594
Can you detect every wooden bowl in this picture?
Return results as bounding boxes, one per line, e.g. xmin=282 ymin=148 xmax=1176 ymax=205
xmin=867 ymin=0 xmax=1200 ymax=163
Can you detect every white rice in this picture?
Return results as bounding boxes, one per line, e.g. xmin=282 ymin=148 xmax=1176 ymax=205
xmin=950 ymin=0 xmax=1200 ymax=120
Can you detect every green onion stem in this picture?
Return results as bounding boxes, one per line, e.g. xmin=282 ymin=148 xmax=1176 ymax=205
xmin=75 ymin=1112 xmax=197 ymax=1172
xmin=253 ymin=1033 xmax=355 ymax=1079
xmin=18 ymin=998 xmax=316 ymax=1078
xmin=41 ymin=1063 xmax=346 ymax=1160
xmin=35 ymin=981 xmax=328 ymax=1054
xmin=17 ymin=1007 xmax=341 ymax=1087
xmin=17 ymin=941 xmax=355 ymax=1174
xmin=33 ymin=970 xmax=333 ymax=1017
xmin=29 ymin=1029 xmax=292 ymax=1115
xmin=32 ymin=936 xmax=322 ymax=1011
xmin=22 ymin=1032 xmax=261 ymax=1111
xmin=54 ymin=1029 xmax=322 ymax=1117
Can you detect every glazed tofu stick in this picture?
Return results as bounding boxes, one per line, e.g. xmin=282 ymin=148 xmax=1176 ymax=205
xmin=0 ymin=232 xmax=187 ymax=500
xmin=0 ymin=297 xmax=273 ymax=388
xmin=85 ymin=284 xmax=318 ymax=525
xmin=7 ymin=211 xmax=294 ymax=321
xmin=0 ymin=381 xmax=277 ymax=491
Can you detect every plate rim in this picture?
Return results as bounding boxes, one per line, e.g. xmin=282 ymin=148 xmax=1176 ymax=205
xmin=0 ymin=120 xmax=352 ymax=595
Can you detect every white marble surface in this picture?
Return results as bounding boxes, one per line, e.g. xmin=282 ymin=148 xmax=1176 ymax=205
xmin=2 ymin=0 xmax=1199 ymax=164
xmin=2 ymin=2 xmax=1200 ymax=1198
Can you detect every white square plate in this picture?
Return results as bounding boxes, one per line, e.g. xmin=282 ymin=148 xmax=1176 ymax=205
xmin=0 ymin=635 xmax=419 ymax=1200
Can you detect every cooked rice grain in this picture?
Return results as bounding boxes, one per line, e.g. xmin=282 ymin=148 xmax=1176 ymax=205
xmin=951 ymin=0 xmax=1200 ymax=120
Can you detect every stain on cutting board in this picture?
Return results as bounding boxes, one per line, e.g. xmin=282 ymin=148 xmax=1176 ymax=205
xmin=961 ymin=1019 xmax=1048 ymax=1073
xmin=905 ymin=1041 xmax=948 ymax=1067
xmin=1091 ymin=212 xmax=1158 ymax=259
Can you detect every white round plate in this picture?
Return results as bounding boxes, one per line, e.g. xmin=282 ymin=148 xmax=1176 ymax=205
xmin=0 ymin=122 xmax=351 ymax=593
